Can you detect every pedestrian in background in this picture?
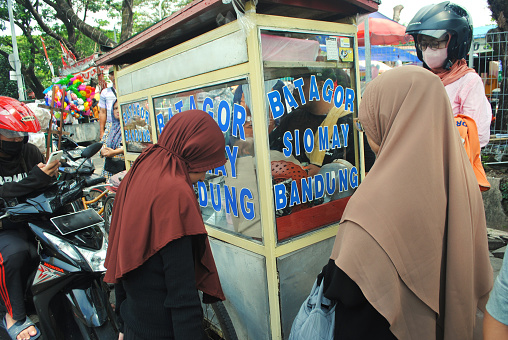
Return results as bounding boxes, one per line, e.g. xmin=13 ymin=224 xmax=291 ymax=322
xmin=104 ymin=110 xmax=226 ymax=340
xmin=99 ymin=69 xmax=117 ymax=140
xmin=100 ymin=100 xmax=125 ymax=180
xmin=406 ymin=1 xmax=492 ymax=147
xmin=321 ymin=66 xmax=492 ymax=339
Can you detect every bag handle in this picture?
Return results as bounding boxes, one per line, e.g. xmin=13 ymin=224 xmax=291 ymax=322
xmin=307 ymin=276 xmax=334 ymax=310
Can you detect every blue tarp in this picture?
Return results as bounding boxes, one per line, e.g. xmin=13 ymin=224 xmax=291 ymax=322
xmin=366 ymin=11 xmax=394 ymax=21
xmin=473 ymin=25 xmax=497 ymax=38
xmin=358 ymin=46 xmax=419 ymax=62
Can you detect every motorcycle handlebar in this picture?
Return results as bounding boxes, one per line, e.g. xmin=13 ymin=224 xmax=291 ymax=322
xmin=2 ymin=178 xmax=87 ymax=218
xmin=85 ymin=177 xmax=106 ymax=187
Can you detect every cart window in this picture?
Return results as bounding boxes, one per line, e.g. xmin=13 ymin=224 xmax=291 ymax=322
xmin=261 ymin=30 xmax=361 ymax=241
xmin=153 ymin=80 xmax=263 ymax=242
xmin=120 ymin=100 xmax=153 ymax=153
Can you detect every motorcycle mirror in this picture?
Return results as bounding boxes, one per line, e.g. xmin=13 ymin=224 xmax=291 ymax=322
xmin=61 ymin=167 xmax=76 ymax=174
xmin=81 ymin=142 xmax=103 ymax=159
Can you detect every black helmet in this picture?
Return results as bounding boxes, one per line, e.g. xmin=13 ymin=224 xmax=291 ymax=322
xmin=406 ymin=1 xmax=473 ymax=69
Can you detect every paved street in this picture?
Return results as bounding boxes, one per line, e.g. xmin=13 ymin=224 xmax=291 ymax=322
xmin=92 ymin=149 xmax=105 ymax=175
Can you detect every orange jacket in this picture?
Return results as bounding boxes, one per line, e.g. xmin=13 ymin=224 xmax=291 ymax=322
xmin=455 ymin=114 xmax=490 ymax=191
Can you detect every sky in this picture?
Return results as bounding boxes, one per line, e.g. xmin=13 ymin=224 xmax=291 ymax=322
xmin=377 ymin=0 xmax=494 ymax=27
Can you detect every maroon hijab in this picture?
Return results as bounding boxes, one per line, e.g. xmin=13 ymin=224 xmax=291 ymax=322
xmin=104 ymin=110 xmax=226 ymax=301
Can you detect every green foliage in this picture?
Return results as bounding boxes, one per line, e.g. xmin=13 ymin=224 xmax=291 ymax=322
xmin=133 ymin=0 xmax=193 ymax=34
xmin=0 ymin=57 xmax=18 ymax=98
xmin=0 ymin=0 xmax=195 ymax=91
xmin=500 ymin=180 xmax=508 ymax=200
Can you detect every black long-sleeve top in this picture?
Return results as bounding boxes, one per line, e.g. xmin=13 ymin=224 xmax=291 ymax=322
xmin=0 ymin=143 xmax=54 ymax=230
xmin=115 ymin=235 xmax=206 ymax=340
xmin=0 ymin=143 xmax=52 ymax=198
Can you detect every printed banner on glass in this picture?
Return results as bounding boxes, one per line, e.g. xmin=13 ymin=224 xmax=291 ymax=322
xmin=120 ymin=100 xmax=152 ymax=153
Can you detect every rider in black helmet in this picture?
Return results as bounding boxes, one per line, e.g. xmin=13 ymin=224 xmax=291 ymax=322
xmin=406 ymin=1 xmax=492 ymax=147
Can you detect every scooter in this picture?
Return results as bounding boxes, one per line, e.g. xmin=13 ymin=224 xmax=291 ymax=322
xmin=0 ymin=162 xmax=118 ymax=339
xmin=58 ymin=135 xmax=100 ymax=181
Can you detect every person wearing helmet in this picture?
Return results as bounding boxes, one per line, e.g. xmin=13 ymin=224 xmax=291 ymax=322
xmin=406 ymin=1 xmax=492 ymax=147
xmin=0 ymin=97 xmax=59 ymax=340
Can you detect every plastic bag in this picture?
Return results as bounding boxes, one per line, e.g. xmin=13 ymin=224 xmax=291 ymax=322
xmin=28 ymin=132 xmax=47 ymax=156
xmin=289 ymin=276 xmax=335 ymax=340
xmin=26 ymin=102 xmax=51 ymax=129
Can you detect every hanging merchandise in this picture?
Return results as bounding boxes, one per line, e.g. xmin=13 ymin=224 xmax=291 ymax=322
xmin=42 ymin=74 xmax=100 ymax=120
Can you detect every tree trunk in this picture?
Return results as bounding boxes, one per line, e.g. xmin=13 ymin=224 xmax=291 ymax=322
xmin=17 ymin=0 xmax=81 ymax=59
xmin=50 ymin=0 xmax=116 ymax=48
xmin=488 ymin=0 xmax=508 ymax=31
xmin=120 ymin=0 xmax=134 ymax=43
xmin=23 ymin=63 xmax=45 ymax=99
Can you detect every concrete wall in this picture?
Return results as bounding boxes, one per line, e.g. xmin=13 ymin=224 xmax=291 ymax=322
xmin=483 ymin=176 xmax=508 ymax=230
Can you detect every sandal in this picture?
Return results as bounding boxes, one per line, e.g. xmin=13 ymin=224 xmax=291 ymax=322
xmin=2 ymin=316 xmax=40 ymax=340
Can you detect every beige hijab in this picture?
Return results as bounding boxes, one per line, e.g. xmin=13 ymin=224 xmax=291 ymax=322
xmin=331 ymin=66 xmax=492 ymax=339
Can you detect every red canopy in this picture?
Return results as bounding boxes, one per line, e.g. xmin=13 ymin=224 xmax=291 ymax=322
xmin=358 ymin=18 xmax=412 ymax=46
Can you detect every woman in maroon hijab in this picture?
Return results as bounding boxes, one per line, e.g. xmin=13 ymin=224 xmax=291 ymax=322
xmin=104 ymin=110 xmax=226 ymax=340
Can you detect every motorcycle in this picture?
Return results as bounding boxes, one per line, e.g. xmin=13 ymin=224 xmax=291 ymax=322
xmin=58 ymin=135 xmax=100 ymax=181
xmin=0 ymin=151 xmax=117 ymax=339
xmin=58 ymin=142 xmax=107 ymax=215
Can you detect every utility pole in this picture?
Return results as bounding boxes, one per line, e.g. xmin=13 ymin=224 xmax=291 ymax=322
xmin=365 ymin=17 xmax=372 ymax=82
xmin=7 ymin=0 xmax=25 ymax=100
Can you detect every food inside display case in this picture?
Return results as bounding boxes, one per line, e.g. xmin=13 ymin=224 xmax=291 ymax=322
xmin=261 ymin=30 xmax=373 ymax=241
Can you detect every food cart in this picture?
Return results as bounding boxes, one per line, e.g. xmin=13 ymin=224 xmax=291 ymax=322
xmin=96 ymin=0 xmax=378 ymax=338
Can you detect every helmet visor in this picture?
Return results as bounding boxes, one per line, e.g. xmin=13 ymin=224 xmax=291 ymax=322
xmin=0 ymin=129 xmax=28 ymax=138
xmin=417 ymin=29 xmax=447 ymax=39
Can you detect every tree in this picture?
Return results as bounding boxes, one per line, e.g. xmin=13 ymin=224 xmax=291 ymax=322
xmin=0 ymin=2 xmax=48 ymax=98
xmin=0 ymin=0 xmax=115 ymax=98
xmin=0 ymin=0 xmax=193 ymax=98
xmin=488 ymin=0 xmax=508 ymax=32
xmin=0 ymin=56 xmax=18 ymax=98
xmin=45 ymin=0 xmax=116 ymax=48
xmin=133 ymin=0 xmax=192 ymax=33
xmin=120 ymin=0 xmax=134 ymax=42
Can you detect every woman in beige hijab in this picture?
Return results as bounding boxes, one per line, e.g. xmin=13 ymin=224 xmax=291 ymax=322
xmin=321 ymin=66 xmax=493 ymax=339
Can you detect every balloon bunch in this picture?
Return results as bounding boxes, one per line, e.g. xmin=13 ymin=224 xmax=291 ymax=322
xmin=43 ymin=74 xmax=100 ymax=120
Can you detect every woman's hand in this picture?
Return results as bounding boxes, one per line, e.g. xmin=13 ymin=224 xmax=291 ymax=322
xmin=101 ymin=147 xmax=114 ymax=158
xmin=118 ymin=332 xmax=124 ymax=340
xmin=38 ymin=160 xmax=59 ymax=177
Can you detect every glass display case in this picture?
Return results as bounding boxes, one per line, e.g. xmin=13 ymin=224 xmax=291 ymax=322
xmin=260 ymin=29 xmax=360 ymax=242
xmin=108 ymin=9 xmax=366 ymax=340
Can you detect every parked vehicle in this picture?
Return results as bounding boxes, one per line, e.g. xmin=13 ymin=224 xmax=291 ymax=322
xmin=56 ymin=141 xmax=107 ymax=216
xmin=0 ymin=176 xmax=118 ymax=340
xmin=58 ymin=135 xmax=101 ymax=181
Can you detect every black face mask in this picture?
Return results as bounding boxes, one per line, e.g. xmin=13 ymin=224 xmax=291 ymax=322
xmin=0 ymin=140 xmax=23 ymax=157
